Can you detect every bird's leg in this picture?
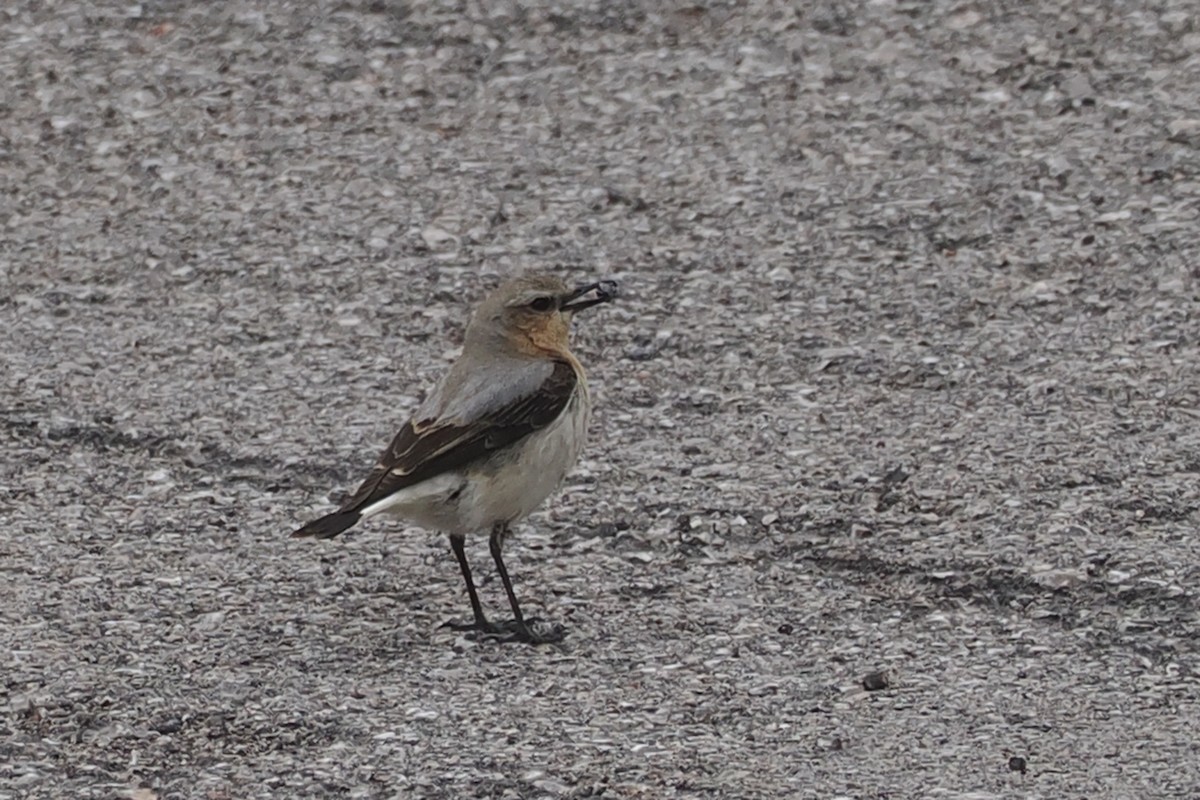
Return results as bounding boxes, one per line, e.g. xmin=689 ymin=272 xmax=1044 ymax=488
xmin=442 ymin=533 xmax=506 ymax=635
xmin=489 ymin=522 xmax=565 ymax=645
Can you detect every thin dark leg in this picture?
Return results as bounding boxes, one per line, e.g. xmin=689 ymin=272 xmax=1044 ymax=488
xmin=443 ymin=533 xmax=503 ymax=634
xmin=489 ymin=523 xmax=527 ymax=627
xmin=489 ymin=522 xmax=565 ymax=644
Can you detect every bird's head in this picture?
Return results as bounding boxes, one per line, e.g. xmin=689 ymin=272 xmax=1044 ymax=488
xmin=467 ymin=273 xmax=619 ymax=358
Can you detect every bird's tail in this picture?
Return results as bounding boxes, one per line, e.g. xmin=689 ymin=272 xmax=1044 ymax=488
xmin=291 ymin=510 xmax=362 ymax=539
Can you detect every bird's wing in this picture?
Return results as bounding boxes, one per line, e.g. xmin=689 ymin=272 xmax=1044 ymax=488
xmin=336 ymin=359 xmax=578 ymax=514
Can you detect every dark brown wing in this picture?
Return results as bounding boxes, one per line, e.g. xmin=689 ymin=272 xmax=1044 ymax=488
xmin=336 ymin=359 xmax=578 ymax=515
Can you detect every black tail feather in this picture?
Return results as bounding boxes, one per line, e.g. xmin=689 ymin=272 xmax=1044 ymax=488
xmin=291 ymin=510 xmax=362 ymax=539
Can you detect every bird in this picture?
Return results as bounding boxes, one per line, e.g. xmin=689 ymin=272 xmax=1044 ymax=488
xmin=291 ymin=273 xmax=618 ymax=644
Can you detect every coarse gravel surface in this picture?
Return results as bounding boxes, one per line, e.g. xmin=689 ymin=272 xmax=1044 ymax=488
xmin=4 ymin=1 xmax=1200 ymax=798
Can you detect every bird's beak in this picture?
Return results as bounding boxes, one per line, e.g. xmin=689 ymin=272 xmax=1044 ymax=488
xmin=560 ymin=280 xmax=619 ymax=313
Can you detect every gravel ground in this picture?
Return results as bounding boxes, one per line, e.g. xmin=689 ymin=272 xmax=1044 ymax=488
xmin=4 ymin=1 xmax=1200 ymax=798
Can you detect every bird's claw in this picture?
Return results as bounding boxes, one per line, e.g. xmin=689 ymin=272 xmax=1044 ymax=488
xmin=441 ymin=616 xmax=566 ymax=645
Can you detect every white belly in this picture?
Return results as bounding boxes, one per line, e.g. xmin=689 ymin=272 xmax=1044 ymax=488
xmin=459 ymin=390 xmax=589 ymax=531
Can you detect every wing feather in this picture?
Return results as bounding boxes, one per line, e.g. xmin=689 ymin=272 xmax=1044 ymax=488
xmin=335 ymin=360 xmax=578 ymax=514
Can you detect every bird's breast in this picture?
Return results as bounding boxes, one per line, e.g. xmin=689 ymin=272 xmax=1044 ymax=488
xmin=463 ymin=385 xmax=590 ymax=529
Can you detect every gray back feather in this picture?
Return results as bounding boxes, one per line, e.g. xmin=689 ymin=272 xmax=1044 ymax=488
xmin=417 ymin=353 xmax=553 ymax=425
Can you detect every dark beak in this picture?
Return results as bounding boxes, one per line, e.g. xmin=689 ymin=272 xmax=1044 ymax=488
xmin=560 ymin=280 xmax=619 ymax=313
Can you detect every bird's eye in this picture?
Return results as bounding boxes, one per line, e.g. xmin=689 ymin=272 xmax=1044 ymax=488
xmin=528 ymin=296 xmax=555 ymax=312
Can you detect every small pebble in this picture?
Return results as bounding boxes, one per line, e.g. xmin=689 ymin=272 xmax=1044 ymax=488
xmin=862 ymin=671 xmax=889 ymax=691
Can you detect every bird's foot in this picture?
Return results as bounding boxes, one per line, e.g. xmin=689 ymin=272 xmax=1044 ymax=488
xmin=500 ymin=617 xmax=567 ymax=645
xmin=441 ymin=617 xmax=509 ymax=636
xmin=441 ymin=616 xmax=566 ymax=645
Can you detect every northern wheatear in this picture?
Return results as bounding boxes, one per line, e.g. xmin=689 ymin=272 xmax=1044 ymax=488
xmin=292 ymin=273 xmax=618 ymax=644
